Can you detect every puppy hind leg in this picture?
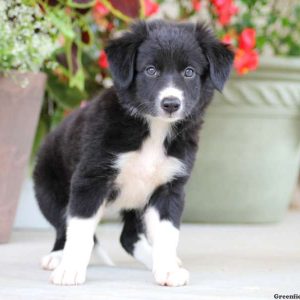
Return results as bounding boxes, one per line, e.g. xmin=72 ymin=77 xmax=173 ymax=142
xmin=41 ymin=228 xmax=66 ymax=271
xmin=34 ymin=152 xmax=70 ymax=271
xmin=132 ymin=234 xmax=153 ymax=269
xmin=120 ymin=210 xmax=153 ymax=270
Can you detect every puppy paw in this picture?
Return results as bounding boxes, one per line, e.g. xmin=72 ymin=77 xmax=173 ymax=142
xmin=41 ymin=251 xmax=63 ymax=271
xmin=154 ymin=267 xmax=189 ymax=287
xmin=50 ymin=264 xmax=86 ymax=285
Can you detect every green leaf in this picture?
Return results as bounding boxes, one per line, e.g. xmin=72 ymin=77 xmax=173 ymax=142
xmin=50 ymin=106 xmax=65 ymax=129
xmin=48 ymin=10 xmax=75 ymax=40
xmin=67 ymin=0 xmax=96 ymax=8
xmin=267 ymin=14 xmax=277 ymax=25
xmin=256 ymin=36 xmax=266 ymax=51
xmin=69 ymin=68 xmax=85 ymax=91
xmin=281 ymin=17 xmax=290 ymax=27
xmin=295 ymin=5 xmax=300 ymax=18
xmin=46 ymin=72 xmax=87 ymax=109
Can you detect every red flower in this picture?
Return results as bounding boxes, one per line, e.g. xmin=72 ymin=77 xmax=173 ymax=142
xmin=98 ymin=50 xmax=109 ymax=69
xmin=221 ymin=33 xmax=233 ymax=45
xmin=192 ymin=0 xmax=201 ymax=11
xmin=107 ymin=22 xmax=114 ymax=31
xmin=211 ymin=0 xmax=238 ymax=25
xmin=234 ymin=48 xmax=259 ymax=75
xmin=238 ymin=28 xmax=256 ymax=50
xmin=93 ymin=0 xmax=109 ymax=17
xmin=144 ymin=0 xmax=159 ymax=17
xmin=234 ymin=27 xmax=259 ymax=75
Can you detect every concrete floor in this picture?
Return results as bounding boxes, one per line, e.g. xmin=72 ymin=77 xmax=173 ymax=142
xmin=1 ymin=212 xmax=300 ymax=300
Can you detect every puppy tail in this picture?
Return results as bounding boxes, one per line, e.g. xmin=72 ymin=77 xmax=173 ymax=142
xmin=94 ymin=236 xmax=115 ymax=267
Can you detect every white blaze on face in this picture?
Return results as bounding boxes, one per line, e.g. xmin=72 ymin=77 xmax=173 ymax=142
xmin=157 ymin=85 xmax=184 ymax=119
xmin=158 ymin=86 xmax=184 ymax=102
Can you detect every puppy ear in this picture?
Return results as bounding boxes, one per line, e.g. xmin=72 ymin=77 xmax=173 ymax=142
xmin=195 ymin=24 xmax=234 ymax=92
xmin=105 ymin=22 xmax=147 ymax=89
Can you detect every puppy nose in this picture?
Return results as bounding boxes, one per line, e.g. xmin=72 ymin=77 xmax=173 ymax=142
xmin=161 ymin=97 xmax=181 ymax=113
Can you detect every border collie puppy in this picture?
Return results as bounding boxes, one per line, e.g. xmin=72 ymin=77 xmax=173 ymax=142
xmin=34 ymin=20 xmax=233 ymax=287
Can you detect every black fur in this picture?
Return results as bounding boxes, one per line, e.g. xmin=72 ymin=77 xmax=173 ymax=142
xmin=34 ymin=20 xmax=233 ymax=258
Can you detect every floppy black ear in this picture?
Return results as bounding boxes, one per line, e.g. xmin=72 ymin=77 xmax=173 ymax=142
xmin=194 ymin=24 xmax=234 ymax=92
xmin=105 ymin=22 xmax=147 ymax=89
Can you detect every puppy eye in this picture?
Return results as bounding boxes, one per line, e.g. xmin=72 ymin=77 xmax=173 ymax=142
xmin=145 ymin=66 xmax=158 ymax=77
xmin=184 ymin=67 xmax=195 ymax=78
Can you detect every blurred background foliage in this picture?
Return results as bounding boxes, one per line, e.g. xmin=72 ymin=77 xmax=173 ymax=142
xmin=1 ymin=0 xmax=299 ymax=159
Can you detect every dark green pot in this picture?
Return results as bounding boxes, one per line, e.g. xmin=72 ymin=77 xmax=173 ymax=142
xmin=183 ymin=57 xmax=300 ymax=223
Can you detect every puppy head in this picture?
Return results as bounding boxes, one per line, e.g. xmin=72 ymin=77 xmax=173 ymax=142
xmin=105 ymin=20 xmax=234 ymax=122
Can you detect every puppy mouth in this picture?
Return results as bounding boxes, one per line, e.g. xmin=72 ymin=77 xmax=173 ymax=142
xmin=156 ymin=110 xmax=184 ymax=122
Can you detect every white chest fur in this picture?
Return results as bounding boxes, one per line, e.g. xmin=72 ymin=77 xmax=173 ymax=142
xmin=112 ymin=118 xmax=185 ymax=210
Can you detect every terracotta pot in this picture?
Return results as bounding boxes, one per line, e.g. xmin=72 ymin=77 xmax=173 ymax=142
xmin=0 ymin=72 xmax=46 ymax=243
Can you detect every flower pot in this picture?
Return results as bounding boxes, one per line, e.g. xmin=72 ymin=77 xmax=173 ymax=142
xmin=183 ymin=57 xmax=300 ymax=223
xmin=0 ymin=72 xmax=46 ymax=242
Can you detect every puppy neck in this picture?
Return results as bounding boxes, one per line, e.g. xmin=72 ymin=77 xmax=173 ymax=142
xmin=146 ymin=116 xmax=173 ymax=146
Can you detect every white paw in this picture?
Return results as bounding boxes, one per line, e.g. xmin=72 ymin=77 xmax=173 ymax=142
xmin=41 ymin=251 xmax=63 ymax=271
xmin=50 ymin=264 xmax=86 ymax=285
xmin=154 ymin=267 xmax=189 ymax=287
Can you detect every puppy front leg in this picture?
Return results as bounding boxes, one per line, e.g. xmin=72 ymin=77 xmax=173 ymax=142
xmin=144 ymin=183 xmax=189 ymax=287
xmin=50 ymin=170 xmax=108 ymax=285
xmin=50 ymin=211 xmax=103 ymax=285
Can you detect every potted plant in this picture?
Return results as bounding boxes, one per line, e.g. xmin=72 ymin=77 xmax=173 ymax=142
xmin=31 ymin=0 xmax=159 ymax=150
xmin=182 ymin=0 xmax=300 ymax=223
xmin=0 ymin=0 xmax=57 ymax=242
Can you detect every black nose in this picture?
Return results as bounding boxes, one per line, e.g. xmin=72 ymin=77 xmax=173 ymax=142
xmin=161 ymin=97 xmax=181 ymax=114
